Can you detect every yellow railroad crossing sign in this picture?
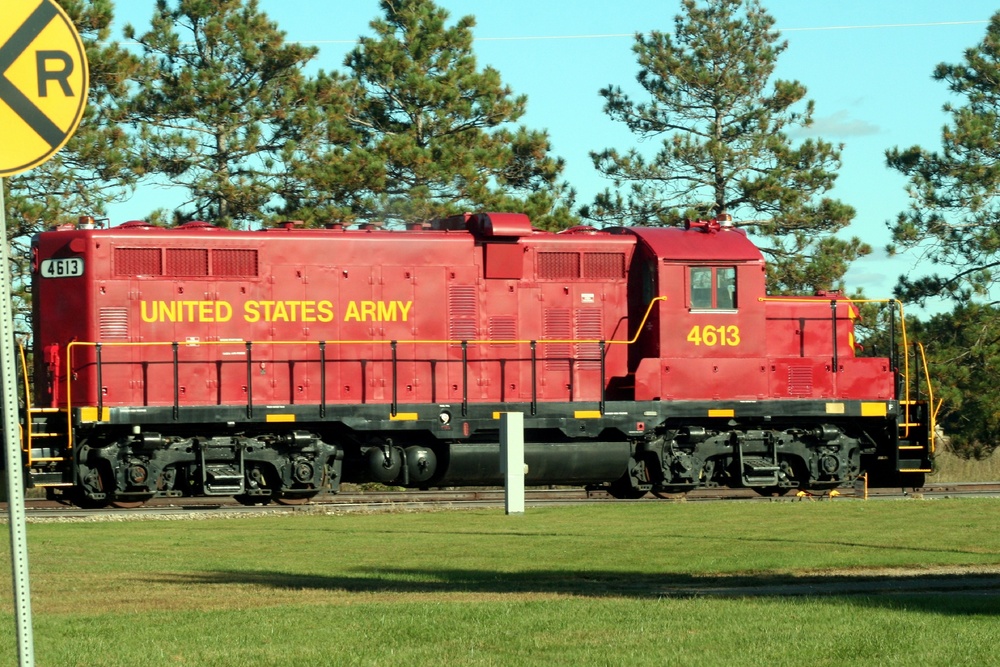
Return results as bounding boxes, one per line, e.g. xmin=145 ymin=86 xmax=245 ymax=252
xmin=0 ymin=0 xmax=88 ymax=177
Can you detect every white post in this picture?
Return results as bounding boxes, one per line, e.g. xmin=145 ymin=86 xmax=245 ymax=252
xmin=500 ymin=412 xmax=525 ymax=514
xmin=0 ymin=181 xmax=35 ymax=666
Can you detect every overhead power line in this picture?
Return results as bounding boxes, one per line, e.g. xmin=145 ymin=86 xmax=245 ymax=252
xmin=122 ymin=19 xmax=992 ymax=48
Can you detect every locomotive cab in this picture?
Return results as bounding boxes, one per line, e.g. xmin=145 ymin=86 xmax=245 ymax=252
xmin=629 ymin=220 xmax=768 ymax=401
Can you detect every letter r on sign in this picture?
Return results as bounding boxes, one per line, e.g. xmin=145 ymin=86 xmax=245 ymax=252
xmin=36 ymin=50 xmax=73 ymax=96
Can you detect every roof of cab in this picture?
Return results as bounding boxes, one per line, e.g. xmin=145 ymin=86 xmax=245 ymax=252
xmin=627 ymin=224 xmax=764 ymax=262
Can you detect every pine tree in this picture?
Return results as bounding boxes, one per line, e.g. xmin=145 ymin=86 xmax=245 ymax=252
xmin=286 ymin=0 xmax=576 ymax=229
xmin=886 ymin=12 xmax=1000 ymax=305
xmin=585 ymin=0 xmax=865 ymax=293
xmin=124 ymin=0 xmax=318 ymax=227
xmin=5 ymin=0 xmax=141 ymax=337
xmin=906 ymin=305 xmax=1000 ymax=459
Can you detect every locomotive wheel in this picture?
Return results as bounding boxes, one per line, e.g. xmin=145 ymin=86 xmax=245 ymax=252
xmin=606 ymin=475 xmax=648 ymax=500
xmin=651 ymin=488 xmax=690 ymax=500
xmin=274 ymin=492 xmax=319 ymax=505
xmin=111 ymin=496 xmax=153 ymax=510
xmin=72 ymin=491 xmax=111 ymax=510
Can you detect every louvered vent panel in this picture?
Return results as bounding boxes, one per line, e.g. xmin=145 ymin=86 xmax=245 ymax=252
xmin=448 ymin=285 xmax=478 ymax=343
xmin=788 ymin=366 xmax=813 ymax=396
xmin=99 ymin=307 xmax=128 ymax=340
xmin=583 ymin=253 xmax=625 ymax=279
xmin=114 ymin=247 xmax=161 ymax=276
xmin=166 ymin=248 xmax=209 ymax=276
xmin=489 ymin=316 xmax=517 ymax=347
xmin=212 ymin=249 xmax=259 ymax=277
xmin=544 ymin=308 xmax=572 ymax=371
xmin=538 ymin=252 xmax=579 ymax=279
xmin=575 ymin=307 xmax=603 ymax=370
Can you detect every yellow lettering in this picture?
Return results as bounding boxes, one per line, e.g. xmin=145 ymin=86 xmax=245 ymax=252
xmin=344 ymin=301 xmax=360 ymax=322
xmin=140 ymin=300 xmax=237 ymax=323
xmin=361 ymin=301 xmax=376 ymax=321
xmin=301 ymin=301 xmax=316 ymax=322
xmin=317 ymin=301 xmax=334 ymax=322
xmin=272 ymin=301 xmax=289 ymax=322
xmin=377 ymin=301 xmax=397 ymax=322
xmin=397 ymin=300 xmax=412 ymax=322
xmin=161 ymin=302 xmax=178 ymax=322
xmin=244 ymin=301 xmax=260 ymax=323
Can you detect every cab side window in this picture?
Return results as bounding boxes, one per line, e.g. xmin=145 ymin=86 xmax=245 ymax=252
xmin=690 ymin=266 xmax=737 ymax=310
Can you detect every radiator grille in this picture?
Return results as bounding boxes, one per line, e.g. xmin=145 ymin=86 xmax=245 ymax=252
xmin=114 ymin=247 xmax=161 ymax=276
xmin=488 ymin=316 xmax=517 ymax=347
xmin=787 ymin=366 xmax=813 ymax=396
xmin=448 ymin=285 xmax=478 ymax=343
xmin=583 ymin=252 xmax=625 ymax=279
xmin=575 ymin=308 xmax=604 ymax=370
xmin=544 ymin=308 xmax=572 ymax=370
xmin=212 ymin=249 xmax=258 ymax=277
xmin=99 ymin=307 xmax=129 ymax=340
xmin=538 ymin=252 xmax=579 ymax=279
xmin=166 ymin=248 xmax=209 ymax=276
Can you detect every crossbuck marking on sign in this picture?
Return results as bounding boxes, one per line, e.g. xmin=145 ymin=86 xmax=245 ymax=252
xmin=0 ymin=1 xmax=76 ymax=149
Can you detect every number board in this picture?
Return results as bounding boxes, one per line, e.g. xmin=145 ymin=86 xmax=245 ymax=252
xmin=40 ymin=257 xmax=83 ymax=277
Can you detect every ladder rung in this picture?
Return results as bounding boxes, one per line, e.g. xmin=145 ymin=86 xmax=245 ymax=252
xmin=30 ymin=457 xmax=67 ymax=463
xmin=899 ymin=445 xmax=925 ymax=450
xmin=899 ymin=468 xmax=932 ymax=473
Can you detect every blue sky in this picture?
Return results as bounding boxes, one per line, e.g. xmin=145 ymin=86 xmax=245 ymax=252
xmin=109 ymin=1 xmax=1000 ymax=310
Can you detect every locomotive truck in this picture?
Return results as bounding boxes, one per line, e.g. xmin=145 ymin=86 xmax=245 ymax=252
xmin=20 ymin=212 xmax=933 ymax=507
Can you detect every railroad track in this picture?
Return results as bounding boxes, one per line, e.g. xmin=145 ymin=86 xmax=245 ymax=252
xmin=7 ymin=482 xmax=1000 ymax=521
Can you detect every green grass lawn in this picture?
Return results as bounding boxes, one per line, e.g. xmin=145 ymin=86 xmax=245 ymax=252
xmin=1 ymin=498 xmax=999 ymax=666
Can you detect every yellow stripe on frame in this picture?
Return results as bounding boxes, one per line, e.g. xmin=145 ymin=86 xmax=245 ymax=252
xmin=390 ymin=412 xmax=419 ymax=421
xmin=861 ymin=402 xmax=888 ymax=417
xmin=265 ymin=414 xmax=296 ymax=423
xmin=825 ymin=403 xmax=846 ymax=415
xmin=574 ymin=410 xmax=602 ymax=419
xmin=79 ymin=407 xmax=110 ymax=422
xmin=708 ymin=409 xmax=734 ymax=418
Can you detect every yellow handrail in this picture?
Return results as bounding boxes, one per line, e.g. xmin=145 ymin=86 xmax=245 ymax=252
xmin=916 ymin=342 xmax=936 ymax=455
xmin=17 ymin=344 xmax=32 ymax=460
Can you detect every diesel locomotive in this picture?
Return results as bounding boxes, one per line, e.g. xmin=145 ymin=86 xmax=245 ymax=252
xmin=20 ymin=212 xmax=933 ymax=507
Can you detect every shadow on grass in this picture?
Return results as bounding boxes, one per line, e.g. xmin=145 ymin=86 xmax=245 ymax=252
xmin=164 ymin=567 xmax=1000 ymax=614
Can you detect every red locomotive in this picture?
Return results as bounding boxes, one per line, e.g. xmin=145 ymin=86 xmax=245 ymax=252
xmin=22 ymin=212 xmax=933 ymax=506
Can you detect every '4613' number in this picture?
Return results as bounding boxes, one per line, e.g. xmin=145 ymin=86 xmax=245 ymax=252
xmin=686 ymin=325 xmax=740 ymax=346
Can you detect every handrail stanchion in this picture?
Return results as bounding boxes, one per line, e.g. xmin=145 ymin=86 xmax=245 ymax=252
xmin=599 ymin=340 xmax=606 ymax=415
xmin=530 ymin=341 xmax=537 ymax=416
xmin=95 ymin=343 xmax=103 ymax=419
xmin=319 ymin=341 xmax=326 ymax=419
xmin=391 ymin=340 xmax=398 ymax=417
xmin=172 ymin=342 xmax=179 ymax=420
xmin=461 ymin=341 xmax=468 ymax=417
xmin=829 ymin=300 xmax=838 ymax=374
xmin=245 ymin=341 xmax=253 ymax=419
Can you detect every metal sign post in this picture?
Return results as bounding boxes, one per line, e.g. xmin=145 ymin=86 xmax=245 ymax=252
xmin=0 ymin=181 xmax=34 ymax=666
xmin=0 ymin=2 xmax=91 ymax=664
